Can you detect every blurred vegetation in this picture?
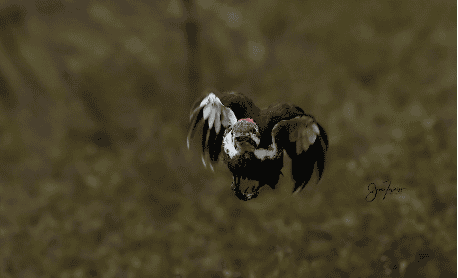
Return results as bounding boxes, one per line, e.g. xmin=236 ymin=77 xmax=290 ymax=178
xmin=0 ymin=0 xmax=456 ymax=277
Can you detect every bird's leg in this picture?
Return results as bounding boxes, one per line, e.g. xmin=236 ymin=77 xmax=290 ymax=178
xmin=231 ymin=176 xmax=259 ymax=201
xmin=231 ymin=176 xmax=238 ymax=191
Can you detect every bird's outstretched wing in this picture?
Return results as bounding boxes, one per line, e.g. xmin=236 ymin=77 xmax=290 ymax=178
xmin=271 ymin=112 xmax=328 ymax=192
xmin=187 ymin=91 xmax=259 ymax=170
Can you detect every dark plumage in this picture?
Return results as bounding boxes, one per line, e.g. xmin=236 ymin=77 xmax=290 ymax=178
xmin=187 ymin=91 xmax=328 ymax=201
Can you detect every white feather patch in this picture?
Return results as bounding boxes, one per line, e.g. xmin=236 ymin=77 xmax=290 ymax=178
xmin=199 ymin=93 xmax=232 ymax=132
xmin=308 ymin=133 xmax=317 ymax=145
xmin=214 ymin=109 xmax=221 ymax=134
xmin=312 ymin=123 xmax=320 ymax=135
xmin=250 ymin=134 xmax=260 ymax=146
xmin=208 ymin=108 xmax=215 ymax=129
xmin=203 ymin=105 xmax=211 ymax=120
xmin=223 ymin=131 xmax=238 ymax=159
xmin=200 ymin=92 xmax=215 ymax=107
xmin=254 ymin=141 xmax=278 ymax=160
xmin=222 ymin=107 xmax=237 ymax=127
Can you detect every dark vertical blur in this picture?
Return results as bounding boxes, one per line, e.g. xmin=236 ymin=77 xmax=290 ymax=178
xmin=182 ymin=0 xmax=201 ymax=105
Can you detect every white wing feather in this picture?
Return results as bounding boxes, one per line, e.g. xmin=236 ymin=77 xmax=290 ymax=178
xmin=189 ymin=92 xmax=238 ymax=168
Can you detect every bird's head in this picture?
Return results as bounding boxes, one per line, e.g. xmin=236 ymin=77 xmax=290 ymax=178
xmin=232 ymin=118 xmax=260 ymax=149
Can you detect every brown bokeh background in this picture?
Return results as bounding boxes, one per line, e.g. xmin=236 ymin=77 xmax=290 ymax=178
xmin=0 ymin=0 xmax=456 ymax=277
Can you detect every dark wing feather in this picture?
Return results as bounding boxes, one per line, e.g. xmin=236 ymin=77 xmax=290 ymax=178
xmin=270 ymin=109 xmax=328 ymax=192
xmin=222 ymin=91 xmax=260 ymax=120
xmin=187 ymin=91 xmax=259 ymax=169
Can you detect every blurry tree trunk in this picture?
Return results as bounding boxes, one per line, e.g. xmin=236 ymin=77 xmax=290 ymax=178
xmin=182 ymin=0 xmax=201 ymax=105
xmin=0 ymin=21 xmax=68 ymax=166
xmin=0 ymin=40 xmax=25 ymax=108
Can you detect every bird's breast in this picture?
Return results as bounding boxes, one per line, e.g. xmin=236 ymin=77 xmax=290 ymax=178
xmin=225 ymin=149 xmax=257 ymax=174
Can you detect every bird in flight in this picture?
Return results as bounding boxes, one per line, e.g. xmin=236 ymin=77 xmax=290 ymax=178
xmin=187 ymin=91 xmax=328 ymax=201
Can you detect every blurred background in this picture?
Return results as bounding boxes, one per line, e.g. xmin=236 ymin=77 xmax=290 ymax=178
xmin=0 ymin=0 xmax=456 ymax=277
